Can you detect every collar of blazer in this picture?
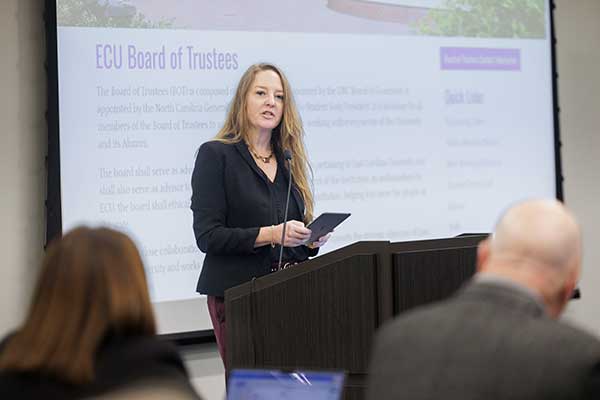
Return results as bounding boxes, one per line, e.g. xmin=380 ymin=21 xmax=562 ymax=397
xmin=460 ymin=280 xmax=547 ymax=318
xmin=233 ymin=141 xmax=305 ymax=218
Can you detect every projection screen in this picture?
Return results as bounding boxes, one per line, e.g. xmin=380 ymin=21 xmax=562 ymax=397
xmin=46 ymin=0 xmax=561 ymax=336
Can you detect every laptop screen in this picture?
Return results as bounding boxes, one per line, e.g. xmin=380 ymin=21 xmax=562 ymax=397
xmin=227 ymin=369 xmax=345 ymax=400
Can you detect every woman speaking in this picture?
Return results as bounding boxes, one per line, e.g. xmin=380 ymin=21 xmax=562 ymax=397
xmin=191 ymin=63 xmax=330 ymax=367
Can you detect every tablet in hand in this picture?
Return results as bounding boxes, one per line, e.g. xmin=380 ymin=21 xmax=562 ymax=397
xmin=306 ymin=212 xmax=351 ymax=243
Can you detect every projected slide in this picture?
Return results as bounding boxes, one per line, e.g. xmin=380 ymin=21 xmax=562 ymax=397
xmin=55 ymin=0 xmax=555 ymax=333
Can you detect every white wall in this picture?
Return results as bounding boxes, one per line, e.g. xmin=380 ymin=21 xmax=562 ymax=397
xmin=556 ymin=0 xmax=600 ymax=332
xmin=0 ymin=1 xmax=598 ymax=399
xmin=0 ymin=0 xmax=46 ymax=332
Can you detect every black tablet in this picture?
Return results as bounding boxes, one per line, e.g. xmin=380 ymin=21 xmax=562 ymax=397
xmin=306 ymin=212 xmax=351 ymax=244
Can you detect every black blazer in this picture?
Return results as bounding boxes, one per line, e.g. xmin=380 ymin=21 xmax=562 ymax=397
xmin=191 ymin=139 xmax=317 ymax=297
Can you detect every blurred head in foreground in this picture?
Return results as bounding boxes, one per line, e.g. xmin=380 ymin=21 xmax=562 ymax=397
xmin=0 ymin=226 xmax=155 ymax=384
xmin=476 ymin=199 xmax=581 ymax=318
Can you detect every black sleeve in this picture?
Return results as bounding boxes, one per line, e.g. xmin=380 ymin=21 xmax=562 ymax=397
xmin=191 ymin=142 xmax=260 ymax=256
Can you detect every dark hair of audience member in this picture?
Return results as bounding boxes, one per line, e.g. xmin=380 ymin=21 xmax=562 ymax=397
xmin=0 ymin=227 xmax=156 ymax=384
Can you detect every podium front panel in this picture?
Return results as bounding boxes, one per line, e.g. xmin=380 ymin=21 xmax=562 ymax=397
xmin=392 ymin=246 xmax=478 ymax=314
xmin=229 ymin=255 xmax=379 ymax=371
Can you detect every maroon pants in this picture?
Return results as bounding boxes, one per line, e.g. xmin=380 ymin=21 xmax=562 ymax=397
xmin=207 ymin=295 xmax=227 ymax=368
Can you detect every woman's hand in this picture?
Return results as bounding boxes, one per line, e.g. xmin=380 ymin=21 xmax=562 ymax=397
xmin=275 ymin=220 xmax=311 ymax=247
xmin=307 ymin=232 xmax=332 ymax=249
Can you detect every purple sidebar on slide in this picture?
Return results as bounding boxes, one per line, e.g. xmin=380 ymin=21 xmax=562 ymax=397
xmin=440 ymin=47 xmax=521 ymax=71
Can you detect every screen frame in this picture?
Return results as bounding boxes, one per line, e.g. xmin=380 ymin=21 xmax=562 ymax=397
xmin=43 ymin=0 xmax=565 ymax=344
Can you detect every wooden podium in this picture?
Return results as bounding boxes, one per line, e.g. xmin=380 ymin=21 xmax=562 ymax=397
xmin=225 ymin=236 xmax=486 ymax=399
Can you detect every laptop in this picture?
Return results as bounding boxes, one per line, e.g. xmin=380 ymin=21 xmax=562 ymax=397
xmin=227 ymin=369 xmax=345 ymax=400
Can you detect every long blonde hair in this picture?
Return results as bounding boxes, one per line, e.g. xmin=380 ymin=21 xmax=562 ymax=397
xmin=215 ymin=63 xmax=314 ymax=223
xmin=0 ymin=227 xmax=156 ymax=384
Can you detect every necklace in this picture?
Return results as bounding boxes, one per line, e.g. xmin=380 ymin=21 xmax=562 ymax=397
xmin=248 ymin=145 xmax=273 ymax=163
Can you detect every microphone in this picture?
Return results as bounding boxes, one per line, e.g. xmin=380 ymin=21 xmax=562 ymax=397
xmin=278 ymin=149 xmax=293 ymax=270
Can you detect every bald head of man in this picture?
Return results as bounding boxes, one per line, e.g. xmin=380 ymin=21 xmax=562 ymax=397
xmin=476 ymin=199 xmax=582 ymax=318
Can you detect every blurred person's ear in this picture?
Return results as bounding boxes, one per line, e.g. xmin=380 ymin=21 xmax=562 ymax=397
xmin=561 ymin=265 xmax=579 ymax=308
xmin=549 ymin=261 xmax=579 ymax=318
xmin=476 ymin=238 xmax=490 ymax=273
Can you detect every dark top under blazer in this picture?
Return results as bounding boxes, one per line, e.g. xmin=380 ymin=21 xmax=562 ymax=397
xmin=191 ymin=139 xmax=317 ymax=297
xmin=0 ymin=334 xmax=200 ymax=399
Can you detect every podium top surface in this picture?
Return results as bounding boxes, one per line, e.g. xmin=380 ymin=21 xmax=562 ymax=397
xmin=225 ymin=236 xmax=487 ymax=299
